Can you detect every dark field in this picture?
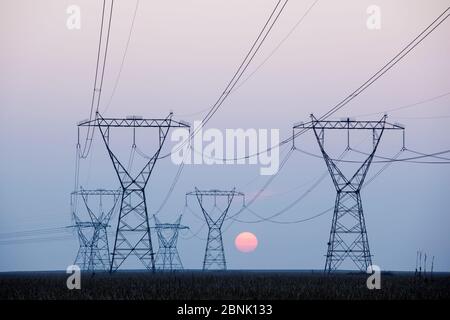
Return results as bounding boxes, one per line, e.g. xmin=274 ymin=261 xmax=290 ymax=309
xmin=1 ymin=271 xmax=449 ymax=300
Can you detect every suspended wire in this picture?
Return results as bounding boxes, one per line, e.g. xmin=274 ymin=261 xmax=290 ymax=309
xmin=177 ymin=6 xmax=450 ymax=163
xmin=200 ymin=0 xmax=290 ymax=127
xmin=233 ymin=0 xmax=320 ymax=93
xmin=0 ymin=227 xmax=71 ymax=239
xmin=288 ymin=7 xmax=450 ymax=158
xmin=239 ymin=144 xmax=292 ymax=189
xmin=159 ymin=0 xmax=291 ymax=159
xmin=225 ymin=146 xmax=295 ymax=221
xmin=133 ymin=144 xmax=154 ymax=160
xmin=319 ymin=7 xmax=450 ymax=121
xmin=405 ymin=148 xmax=450 ymax=161
xmin=396 ymin=114 xmax=450 ymax=120
xmin=232 ymin=148 xmax=350 ymax=223
xmin=80 ymin=0 xmax=115 ymax=159
xmin=154 ymin=140 xmax=193 ymax=215
xmin=244 ymin=204 xmax=331 ymax=225
xmin=127 ymin=144 xmax=137 ymax=172
xmin=73 ymin=143 xmax=81 ymax=214
xmin=185 ymin=203 xmax=205 ymax=222
xmin=363 ymin=149 xmax=404 ymax=187
xmin=179 ymin=222 xmax=206 ymax=240
xmin=0 ymin=236 xmax=74 ymax=246
xmin=83 ymin=135 xmax=97 ymax=188
xmin=239 ymin=148 xmax=405 ymax=224
xmin=232 ymin=135 xmax=396 ymax=224
xmin=155 ymin=162 xmax=185 ymax=214
xmin=68 ymin=5 xmax=450 ymax=242
xmin=149 ymin=1 xmax=293 ymax=220
xmin=296 ymin=146 xmax=450 ymax=164
xmin=103 ymin=0 xmax=140 ymax=114
xmin=352 ymin=148 xmax=450 ymax=164
xmin=77 ymin=6 xmax=450 ymax=233
xmin=351 ymin=90 xmax=450 ymax=118
xmin=177 ymin=0 xmax=320 ymax=119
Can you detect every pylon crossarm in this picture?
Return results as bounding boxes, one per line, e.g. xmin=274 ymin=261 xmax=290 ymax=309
xmin=294 ymin=114 xmax=404 ymax=131
xmin=78 ymin=112 xmax=189 ymax=129
xmin=95 ymin=115 xmax=176 ymax=191
xmin=72 ymin=189 xmax=122 ymax=197
xmin=187 ymin=189 xmax=244 ymax=198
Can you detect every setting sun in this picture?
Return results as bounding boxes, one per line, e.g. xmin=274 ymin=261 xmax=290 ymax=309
xmin=235 ymin=232 xmax=258 ymax=253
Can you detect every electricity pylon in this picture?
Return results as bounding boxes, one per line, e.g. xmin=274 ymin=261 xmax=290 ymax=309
xmin=78 ymin=112 xmax=189 ymax=272
xmin=294 ymin=115 xmax=404 ymax=272
xmin=71 ymin=188 xmax=121 ymax=272
xmin=153 ymin=215 xmax=188 ymax=270
xmin=186 ymin=188 xmax=245 ymax=270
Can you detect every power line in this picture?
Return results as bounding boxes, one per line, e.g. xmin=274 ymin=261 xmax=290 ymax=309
xmin=352 ymin=90 xmax=450 ymax=118
xmin=186 ymin=6 xmax=450 ymax=163
xmin=352 ymin=148 xmax=450 ymax=164
xmin=405 ymin=148 xmax=450 ymax=161
xmin=0 ymin=236 xmax=74 ymax=246
xmin=0 ymin=227 xmax=71 ymax=239
xmin=295 ymin=147 xmax=450 ymax=164
xmin=176 ymin=0 xmax=319 ymax=119
xmin=319 ymin=7 xmax=450 ymax=121
xmin=103 ymin=0 xmax=140 ymax=114
xmin=80 ymin=0 xmax=115 ymax=159
xmin=232 ymin=148 xmax=350 ymax=223
xmin=238 ymin=149 xmax=405 ymax=225
xmin=149 ymin=1 xmax=293 ymax=216
xmin=396 ymin=114 xmax=450 ymax=120
xmin=159 ymin=0 xmax=291 ymax=159
xmin=233 ymin=0 xmax=320 ymax=93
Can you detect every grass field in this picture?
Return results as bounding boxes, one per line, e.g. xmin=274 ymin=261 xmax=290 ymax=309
xmin=0 ymin=271 xmax=449 ymax=300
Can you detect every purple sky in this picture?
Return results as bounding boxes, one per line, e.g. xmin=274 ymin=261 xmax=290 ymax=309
xmin=0 ymin=0 xmax=449 ymax=271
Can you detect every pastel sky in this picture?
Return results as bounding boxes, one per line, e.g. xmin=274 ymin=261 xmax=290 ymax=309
xmin=1 ymin=0 xmax=449 ymax=271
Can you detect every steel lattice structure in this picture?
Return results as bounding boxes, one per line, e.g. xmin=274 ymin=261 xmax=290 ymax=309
xmin=153 ymin=215 xmax=188 ymax=270
xmin=78 ymin=112 xmax=189 ymax=272
xmin=294 ymin=114 xmax=404 ymax=273
xmin=186 ymin=188 xmax=245 ymax=270
xmin=71 ymin=188 xmax=121 ymax=272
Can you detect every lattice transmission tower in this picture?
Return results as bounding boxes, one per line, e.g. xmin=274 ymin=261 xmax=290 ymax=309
xmin=186 ymin=188 xmax=245 ymax=270
xmin=153 ymin=215 xmax=188 ymax=270
xmin=294 ymin=114 xmax=404 ymax=272
xmin=71 ymin=188 xmax=121 ymax=272
xmin=78 ymin=112 xmax=189 ymax=272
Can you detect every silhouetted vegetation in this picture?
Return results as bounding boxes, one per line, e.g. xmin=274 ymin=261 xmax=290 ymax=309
xmin=1 ymin=271 xmax=449 ymax=300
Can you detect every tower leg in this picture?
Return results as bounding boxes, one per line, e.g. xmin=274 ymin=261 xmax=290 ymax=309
xmin=90 ymin=226 xmax=111 ymax=271
xmin=203 ymin=227 xmax=226 ymax=270
xmin=110 ymin=189 xmax=155 ymax=272
xmin=325 ymin=191 xmax=372 ymax=272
